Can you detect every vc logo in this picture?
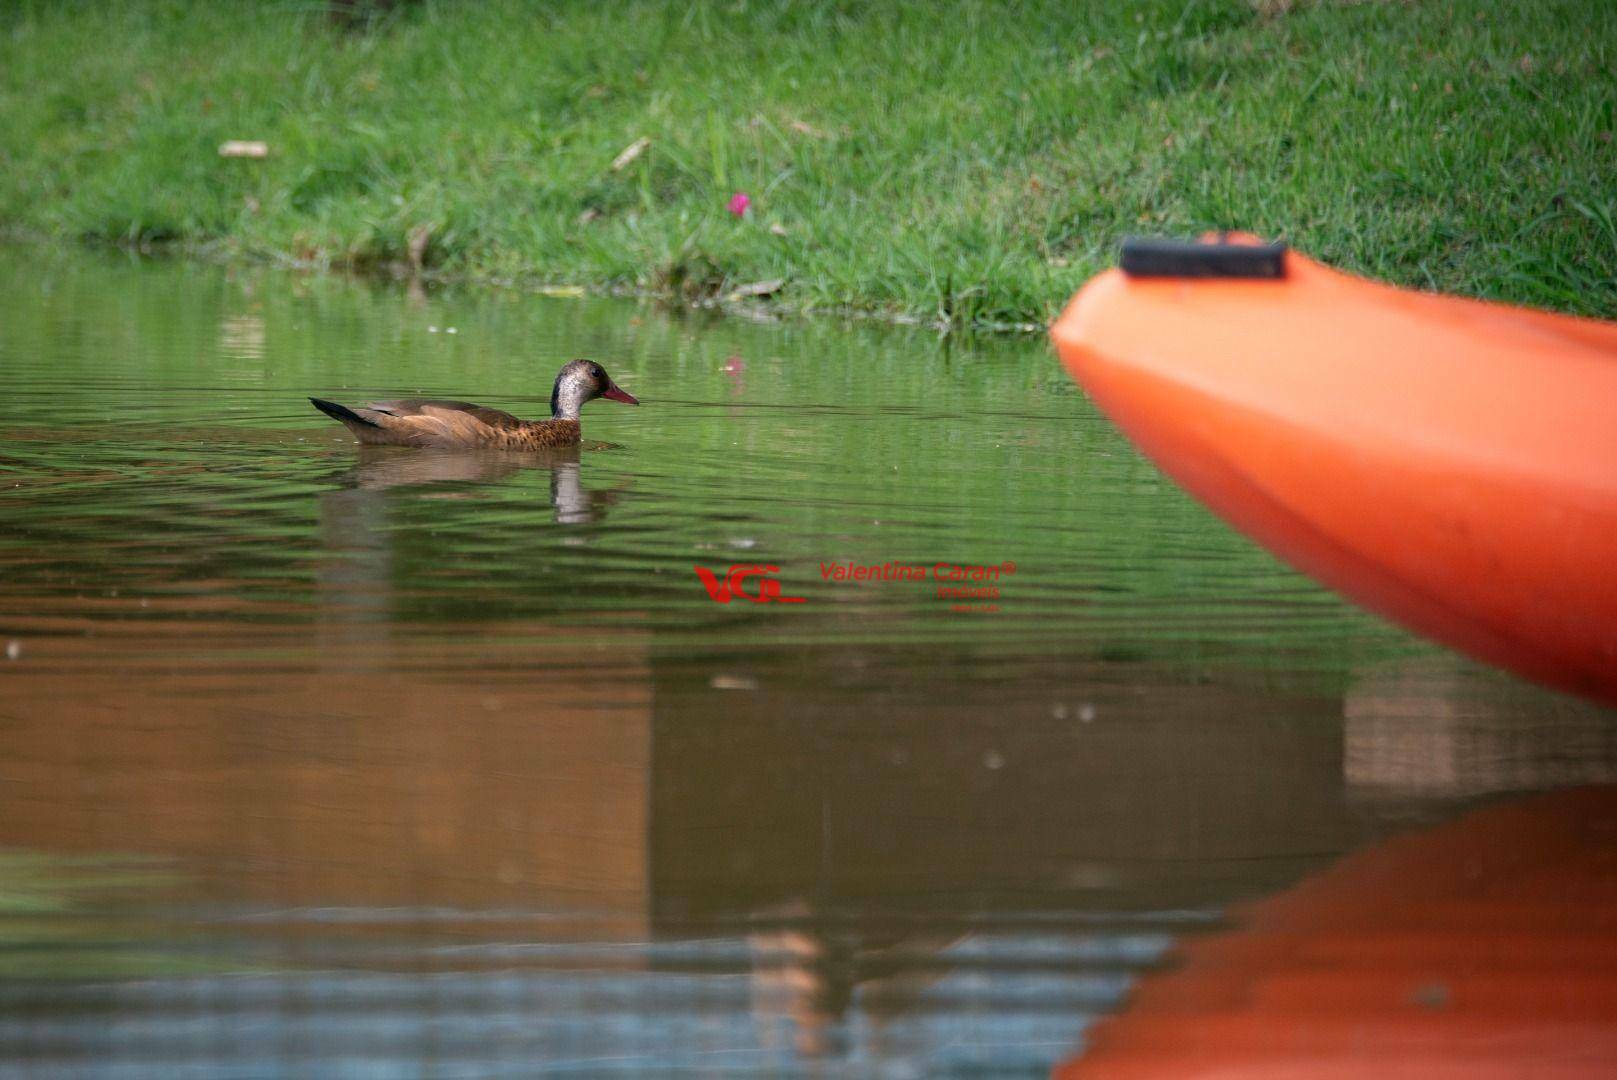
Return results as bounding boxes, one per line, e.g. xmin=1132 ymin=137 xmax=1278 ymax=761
xmin=694 ymin=564 xmax=807 ymax=604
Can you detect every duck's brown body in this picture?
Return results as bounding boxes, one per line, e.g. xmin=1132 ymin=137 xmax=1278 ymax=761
xmin=310 ymin=359 xmax=636 ymax=450
xmin=310 ymin=398 xmax=583 ymax=449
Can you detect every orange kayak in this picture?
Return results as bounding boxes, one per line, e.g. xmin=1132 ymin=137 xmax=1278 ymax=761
xmin=1051 ymin=237 xmax=1617 ymax=704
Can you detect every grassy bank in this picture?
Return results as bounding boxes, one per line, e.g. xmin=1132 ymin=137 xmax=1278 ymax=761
xmin=2 ymin=0 xmax=1614 ymax=327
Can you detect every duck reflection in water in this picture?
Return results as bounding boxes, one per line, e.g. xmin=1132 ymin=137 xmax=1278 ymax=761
xmin=338 ymin=444 xmax=629 ymax=525
xmin=315 ymin=444 xmax=629 ymax=642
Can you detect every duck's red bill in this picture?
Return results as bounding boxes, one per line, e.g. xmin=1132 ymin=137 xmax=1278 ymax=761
xmin=603 ymin=385 xmax=639 ymax=405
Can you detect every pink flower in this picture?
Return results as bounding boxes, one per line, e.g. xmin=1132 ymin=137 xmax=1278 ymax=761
xmin=727 ymin=192 xmax=751 ymax=217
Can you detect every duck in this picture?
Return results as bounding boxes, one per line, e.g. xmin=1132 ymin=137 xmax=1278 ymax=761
xmin=310 ymin=359 xmax=637 ymax=449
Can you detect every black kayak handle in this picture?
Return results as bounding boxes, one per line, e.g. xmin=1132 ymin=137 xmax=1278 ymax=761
xmin=1120 ymin=236 xmax=1288 ymax=279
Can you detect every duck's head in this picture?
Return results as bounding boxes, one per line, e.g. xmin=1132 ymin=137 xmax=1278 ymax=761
xmin=550 ymin=359 xmax=638 ymax=420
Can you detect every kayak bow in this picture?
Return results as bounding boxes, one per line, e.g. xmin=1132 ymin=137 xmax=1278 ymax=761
xmin=1051 ymin=236 xmax=1617 ymax=703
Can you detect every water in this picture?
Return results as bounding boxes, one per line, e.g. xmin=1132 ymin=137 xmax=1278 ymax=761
xmin=1 ymin=247 xmax=1614 ymax=1077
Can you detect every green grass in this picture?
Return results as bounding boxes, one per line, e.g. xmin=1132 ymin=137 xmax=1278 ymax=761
xmin=2 ymin=0 xmax=1614 ymax=326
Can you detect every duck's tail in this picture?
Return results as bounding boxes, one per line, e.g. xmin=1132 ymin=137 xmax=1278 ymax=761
xmin=309 ymin=397 xmax=379 ymax=428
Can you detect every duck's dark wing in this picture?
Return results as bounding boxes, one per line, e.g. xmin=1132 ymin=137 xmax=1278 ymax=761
xmin=364 ymin=399 xmax=528 ymax=430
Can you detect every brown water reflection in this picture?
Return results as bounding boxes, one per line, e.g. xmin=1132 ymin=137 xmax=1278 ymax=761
xmin=4 ymin=598 xmax=1615 ymax=1072
xmin=10 ymin=624 xmax=1609 ymax=920
xmin=3 ymin=624 xmax=652 ymax=918
xmin=1346 ymin=655 xmax=1617 ymax=802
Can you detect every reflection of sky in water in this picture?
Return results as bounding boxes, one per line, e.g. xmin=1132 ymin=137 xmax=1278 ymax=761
xmin=0 ymin=928 xmax=1177 ymax=1077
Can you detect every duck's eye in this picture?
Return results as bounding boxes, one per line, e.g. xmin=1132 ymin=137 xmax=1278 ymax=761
xmin=592 ymin=365 xmax=606 ymax=379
